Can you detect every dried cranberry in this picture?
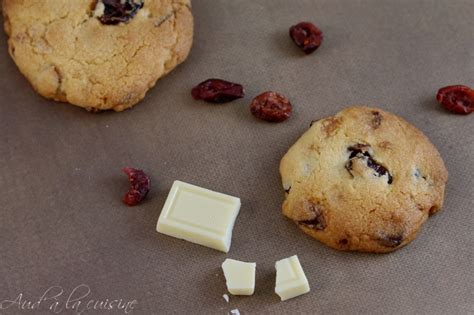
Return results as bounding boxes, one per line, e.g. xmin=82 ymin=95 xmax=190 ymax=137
xmin=378 ymin=234 xmax=403 ymax=248
xmin=122 ymin=167 xmax=150 ymax=206
xmin=339 ymin=239 xmax=349 ymax=246
xmin=436 ymin=85 xmax=474 ymax=115
xmin=298 ymin=203 xmax=326 ymax=230
xmin=97 ymin=0 xmax=144 ymax=25
xmin=371 ymin=111 xmax=382 ymax=128
xmin=191 ymin=79 xmax=244 ymax=103
xmin=250 ymin=91 xmax=292 ymax=122
xmin=345 ymin=144 xmax=393 ymax=184
xmin=299 ymin=216 xmax=326 ymax=230
xmin=289 ymin=22 xmax=323 ymax=54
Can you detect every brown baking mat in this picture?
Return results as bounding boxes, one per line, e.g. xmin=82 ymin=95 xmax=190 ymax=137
xmin=0 ymin=1 xmax=473 ymax=314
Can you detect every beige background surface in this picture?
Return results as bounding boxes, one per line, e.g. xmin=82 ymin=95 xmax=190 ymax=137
xmin=1 ymin=0 xmax=473 ymax=314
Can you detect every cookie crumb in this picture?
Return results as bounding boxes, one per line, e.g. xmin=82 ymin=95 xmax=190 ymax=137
xmin=223 ymin=294 xmax=229 ymax=303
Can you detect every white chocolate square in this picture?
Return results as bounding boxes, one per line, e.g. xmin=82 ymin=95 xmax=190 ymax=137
xmin=156 ymin=180 xmax=241 ymax=253
xmin=275 ymin=255 xmax=310 ymax=301
xmin=222 ymin=259 xmax=256 ymax=296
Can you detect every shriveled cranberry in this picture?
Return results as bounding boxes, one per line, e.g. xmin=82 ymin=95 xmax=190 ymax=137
xmin=345 ymin=144 xmax=393 ymax=184
xmin=371 ymin=111 xmax=382 ymax=129
xmin=250 ymin=91 xmax=292 ymax=122
xmin=436 ymin=85 xmax=474 ymax=115
xmin=97 ymin=0 xmax=144 ymax=25
xmin=378 ymin=234 xmax=403 ymax=248
xmin=289 ymin=22 xmax=323 ymax=54
xmin=298 ymin=203 xmax=326 ymax=230
xmin=339 ymin=239 xmax=349 ymax=246
xmin=191 ymin=79 xmax=244 ymax=103
xmin=122 ymin=167 xmax=150 ymax=206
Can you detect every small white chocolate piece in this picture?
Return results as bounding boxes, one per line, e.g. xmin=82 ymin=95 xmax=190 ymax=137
xmin=93 ymin=1 xmax=105 ymax=17
xmin=156 ymin=181 xmax=241 ymax=253
xmin=222 ymin=259 xmax=256 ymax=296
xmin=275 ymin=255 xmax=310 ymax=301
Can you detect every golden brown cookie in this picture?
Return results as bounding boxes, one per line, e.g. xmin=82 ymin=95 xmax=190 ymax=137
xmin=280 ymin=106 xmax=448 ymax=253
xmin=2 ymin=0 xmax=193 ymax=111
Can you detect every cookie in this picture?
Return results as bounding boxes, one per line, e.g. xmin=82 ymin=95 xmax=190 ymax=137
xmin=2 ymin=0 xmax=193 ymax=111
xmin=280 ymin=106 xmax=448 ymax=253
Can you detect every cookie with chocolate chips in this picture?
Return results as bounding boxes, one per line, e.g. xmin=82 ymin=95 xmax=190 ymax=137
xmin=2 ymin=0 xmax=193 ymax=111
xmin=280 ymin=106 xmax=448 ymax=253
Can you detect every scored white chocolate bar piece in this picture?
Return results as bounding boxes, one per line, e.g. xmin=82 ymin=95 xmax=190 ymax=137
xmin=275 ymin=255 xmax=310 ymax=301
xmin=222 ymin=259 xmax=256 ymax=296
xmin=156 ymin=180 xmax=241 ymax=253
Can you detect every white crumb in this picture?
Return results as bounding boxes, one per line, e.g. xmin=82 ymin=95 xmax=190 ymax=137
xmin=222 ymin=294 xmax=229 ymax=303
xmin=230 ymin=309 xmax=240 ymax=315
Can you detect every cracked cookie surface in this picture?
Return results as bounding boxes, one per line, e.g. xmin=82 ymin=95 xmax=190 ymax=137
xmin=280 ymin=106 xmax=448 ymax=253
xmin=2 ymin=0 xmax=193 ymax=111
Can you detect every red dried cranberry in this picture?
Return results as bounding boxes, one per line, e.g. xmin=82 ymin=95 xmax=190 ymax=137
xmin=436 ymin=85 xmax=474 ymax=115
xmin=298 ymin=203 xmax=327 ymax=230
xmin=371 ymin=111 xmax=382 ymax=128
xmin=345 ymin=144 xmax=393 ymax=184
xmin=378 ymin=234 xmax=403 ymax=248
xmin=191 ymin=79 xmax=244 ymax=103
xmin=97 ymin=0 xmax=144 ymax=25
xmin=122 ymin=167 xmax=150 ymax=206
xmin=250 ymin=91 xmax=292 ymax=122
xmin=289 ymin=22 xmax=323 ymax=54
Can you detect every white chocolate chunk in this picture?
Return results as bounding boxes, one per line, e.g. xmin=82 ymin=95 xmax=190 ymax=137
xmin=93 ymin=1 xmax=105 ymax=18
xmin=222 ymin=259 xmax=256 ymax=296
xmin=222 ymin=294 xmax=229 ymax=303
xmin=275 ymin=255 xmax=310 ymax=301
xmin=138 ymin=8 xmax=151 ymax=18
xmin=230 ymin=309 xmax=240 ymax=315
xmin=156 ymin=181 xmax=241 ymax=253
